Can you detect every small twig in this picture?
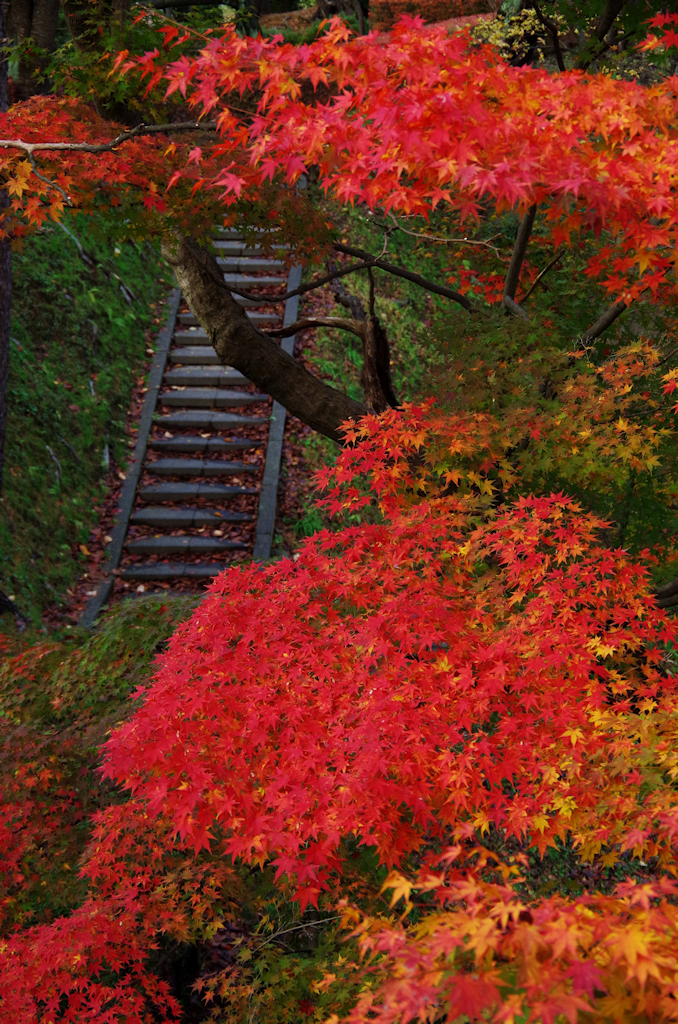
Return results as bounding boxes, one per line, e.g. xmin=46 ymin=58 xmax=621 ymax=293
xmin=518 ymin=247 xmax=565 ymax=304
xmin=333 ymin=242 xmax=485 ymax=315
xmin=577 ymin=27 xmax=638 ymax=71
xmin=28 ymin=152 xmax=72 ymax=206
xmin=386 ymin=213 xmax=502 ymax=255
xmin=45 ymin=444 xmax=62 ymax=484
xmin=58 ymin=433 xmax=81 ymax=463
xmin=249 ymin=916 xmax=342 ymax=954
xmin=134 ymin=4 xmax=213 ymax=40
xmin=656 ymin=344 xmax=678 ymax=368
xmin=56 ymin=219 xmax=95 ymax=265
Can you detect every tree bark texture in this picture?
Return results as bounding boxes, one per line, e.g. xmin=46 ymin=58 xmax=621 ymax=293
xmin=8 ymin=0 xmax=59 ymax=98
xmin=361 ymin=317 xmax=397 ymax=412
xmin=161 ymin=235 xmax=367 ymax=444
xmin=575 ymin=0 xmax=627 ymax=68
xmin=503 ymin=204 xmax=537 ymax=303
xmin=0 ymin=0 xmax=11 ymax=494
xmin=330 ymin=266 xmax=397 ymax=412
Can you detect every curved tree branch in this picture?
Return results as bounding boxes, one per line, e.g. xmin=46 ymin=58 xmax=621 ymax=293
xmin=333 ymin=242 xmax=484 ymax=314
xmin=268 ymin=316 xmax=365 ymax=339
xmin=531 ymin=1 xmax=566 ymax=72
xmin=161 ymin=234 xmax=367 ymax=443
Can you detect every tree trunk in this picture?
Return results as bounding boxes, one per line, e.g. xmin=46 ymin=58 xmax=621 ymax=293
xmin=361 ymin=317 xmax=397 ymax=413
xmin=574 ymin=0 xmax=627 ymax=69
xmin=161 ymin=234 xmax=367 ymax=444
xmin=0 ymin=0 xmax=12 ymax=495
xmin=8 ymin=0 xmax=60 ymax=98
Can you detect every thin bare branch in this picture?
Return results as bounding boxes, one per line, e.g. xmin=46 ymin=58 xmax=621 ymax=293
xmin=385 ymin=213 xmax=502 ymax=255
xmin=223 ymin=256 xmax=381 ymax=306
xmin=136 ymin=4 xmax=213 ymax=39
xmin=334 ymin=242 xmax=484 ymax=315
xmin=656 ymin=344 xmax=678 ymax=368
xmin=267 ymin=316 xmax=365 ymax=340
xmin=531 ymin=1 xmax=566 ymax=72
xmin=518 ymin=247 xmax=565 ymax=304
xmin=27 ymin=151 xmax=72 ymax=206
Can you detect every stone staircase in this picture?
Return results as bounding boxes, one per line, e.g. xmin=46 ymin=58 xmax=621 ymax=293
xmin=80 ymin=229 xmax=300 ymax=625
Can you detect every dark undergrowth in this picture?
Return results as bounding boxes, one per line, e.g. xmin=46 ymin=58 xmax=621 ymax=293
xmin=0 ymin=213 xmax=172 ymax=622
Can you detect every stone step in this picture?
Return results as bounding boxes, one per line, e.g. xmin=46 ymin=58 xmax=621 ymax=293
xmin=164 ymin=366 xmax=249 ymax=387
xmin=139 ymin=481 xmax=258 ymax=502
xmin=217 ymin=257 xmax=286 ymax=273
xmin=148 ymin=459 xmax=257 ymax=477
xmin=179 ymin=294 xmax=278 ymax=310
xmin=169 ymin=347 xmax=221 ymax=365
xmin=173 ymin=330 xmax=214 ymax=345
xmin=126 ymin=536 xmax=247 ymax=554
xmin=120 ymin=562 xmax=231 ymax=580
xmin=159 ymin=388 xmax=267 ymax=409
xmin=154 ymin=411 xmax=268 ymax=429
xmin=222 ymin=274 xmax=286 ymax=289
xmin=213 ymin=239 xmax=288 ymax=253
xmin=150 ymin=436 xmax=263 ymax=454
xmin=131 ymin=507 xmax=253 ymax=527
xmin=213 ymin=227 xmax=281 ymax=240
xmin=213 ymin=241 xmax=264 ymax=255
xmin=177 ymin=310 xmax=279 ymax=327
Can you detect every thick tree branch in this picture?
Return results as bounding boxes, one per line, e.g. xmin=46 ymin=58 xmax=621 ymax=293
xmin=333 ymin=242 xmax=483 ymax=314
xmin=161 ymin=234 xmax=367 ymax=443
xmin=655 ymin=577 xmax=678 ymax=609
xmin=502 ymin=295 xmax=530 ymax=320
xmin=503 ymin=204 xmax=537 ymax=303
xmin=0 ymin=120 xmax=219 ymax=157
xmin=581 ymin=299 xmax=626 ymax=343
xmin=330 ymin=261 xmax=367 ymax=321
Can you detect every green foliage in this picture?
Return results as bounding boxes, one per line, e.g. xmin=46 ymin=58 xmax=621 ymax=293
xmin=0 ymin=214 xmax=172 ymax=620
xmin=0 ymin=595 xmax=199 ymax=729
xmin=0 ymin=596 xmax=198 ymax=930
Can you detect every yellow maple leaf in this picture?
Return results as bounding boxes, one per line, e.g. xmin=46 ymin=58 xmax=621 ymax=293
xmin=381 ymin=872 xmax=414 ymax=908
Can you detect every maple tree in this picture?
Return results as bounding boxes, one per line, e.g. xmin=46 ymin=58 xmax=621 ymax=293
xmin=0 ymin=4 xmax=677 ymax=444
xmin=4 ymin=397 xmax=678 ymax=1019
xmin=3 ymin=6 xmax=678 ymax=1021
